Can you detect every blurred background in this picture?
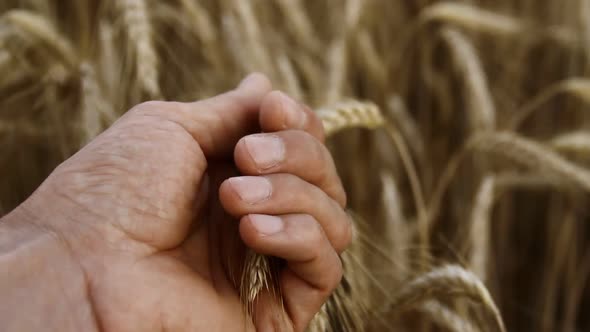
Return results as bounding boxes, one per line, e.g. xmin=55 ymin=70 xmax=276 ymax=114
xmin=1 ymin=1 xmax=589 ymax=331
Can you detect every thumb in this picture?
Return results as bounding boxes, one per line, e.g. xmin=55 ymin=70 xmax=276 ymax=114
xmin=177 ymin=73 xmax=272 ymax=158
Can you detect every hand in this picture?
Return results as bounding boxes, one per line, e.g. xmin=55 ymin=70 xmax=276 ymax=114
xmin=0 ymin=74 xmax=351 ymax=331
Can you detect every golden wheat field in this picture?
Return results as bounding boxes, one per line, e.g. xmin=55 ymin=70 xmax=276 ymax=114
xmin=1 ymin=0 xmax=590 ymax=331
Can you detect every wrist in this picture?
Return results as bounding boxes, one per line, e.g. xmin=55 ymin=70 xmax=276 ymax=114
xmin=0 ymin=207 xmax=98 ymax=331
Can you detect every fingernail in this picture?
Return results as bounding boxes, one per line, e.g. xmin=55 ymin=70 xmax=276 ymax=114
xmin=228 ymin=177 xmax=272 ymax=204
xmin=279 ymin=92 xmax=307 ymax=128
xmin=244 ymin=135 xmax=285 ymax=169
xmin=249 ymin=214 xmax=284 ymax=235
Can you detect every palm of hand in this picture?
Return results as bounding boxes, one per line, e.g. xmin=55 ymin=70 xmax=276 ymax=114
xmin=45 ymin=108 xmax=253 ymax=331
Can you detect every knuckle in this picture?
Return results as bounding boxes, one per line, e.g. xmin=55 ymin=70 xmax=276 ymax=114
xmin=317 ymin=253 xmax=343 ymax=294
xmin=328 ymin=256 xmax=344 ymax=289
xmin=329 ymin=182 xmax=347 ymax=208
xmin=314 ymin=142 xmax=332 ymax=179
xmin=131 ymin=100 xmax=168 ymax=115
xmin=335 ymin=214 xmax=353 ymax=252
xmin=297 ymin=216 xmax=325 ymax=255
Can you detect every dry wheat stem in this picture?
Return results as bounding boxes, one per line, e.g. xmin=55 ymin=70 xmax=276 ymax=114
xmin=562 ymin=249 xmax=590 ymax=332
xmin=233 ymin=1 xmax=272 ymax=74
xmin=384 ymin=265 xmax=505 ymax=332
xmin=580 ymin=0 xmax=590 ymax=66
xmin=540 ymin=213 xmax=575 ymax=331
xmin=80 ymin=62 xmax=105 ymax=143
xmin=419 ymin=2 xmax=523 ymax=37
xmin=345 ymin=0 xmax=364 ymax=33
xmin=419 ymin=1 xmax=575 ymax=47
xmin=317 ymin=101 xmax=427 ymax=249
xmin=551 ymin=131 xmax=590 ymax=153
xmin=325 ymin=39 xmax=347 ymax=104
xmin=276 ymin=53 xmax=303 ymax=100
xmin=495 ymin=173 xmax=567 ymax=194
xmin=221 ymin=11 xmax=271 ymax=77
xmin=115 ymin=0 xmax=160 ymax=98
xmin=2 ymin=10 xmax=77 ymax=69
xmin=179 ymin=0 xmax=216 ymax=44
xmin=386 ymin=95 xmax=426 ymax=163
xmin=384 ymin=122 xmax=430 ymax=265
xmin=275 ymin=0 xmax=319 ymax=53
xmin=0 ymin=120 xmax=48 ymax=137
xmin=469 ymin=132 xmax=590 ymax=191
xmin=381 ymin=171 xmax=408 ymax=276
xmin=308 ymin=226 xmax=370 ymax=331
xmin=354 ymin=30 xmax=387 ymax=90
xmin=427 ymin=131 xmax=590 ymax=231
xmin=469 ymin=176 xmax=495 ymax=281
xmin=441 ymin=28 xmax=496 ymax=132
xmin=419 ymin=300 xmax=479 ymax=332
xmin=509 ymin=78 xmax=590 ymax=130
xmin=331 ymin=250 xmax=371 ymax=331
xmin=0 ymin=46 xmax=10 ymax=63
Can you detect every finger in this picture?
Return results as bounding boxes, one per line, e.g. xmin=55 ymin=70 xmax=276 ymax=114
xmin=219 ymin=174 xmax=352 ymax=252
xmin=240 ymin=214 xmax=343 ymax=331
xmin=259 ymin=90 xmax=325 ymax=142
xmin=233 ymin=130 xmax=346 ymax=207
xmin=126 ymin=72 xmax=272 ymax=158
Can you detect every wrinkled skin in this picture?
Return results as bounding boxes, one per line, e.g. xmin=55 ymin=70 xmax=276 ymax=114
xmin=0 ymin=74 xmax=351 ymax=332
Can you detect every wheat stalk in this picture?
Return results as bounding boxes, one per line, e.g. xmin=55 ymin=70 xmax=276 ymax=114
xmin=494 ymin=173 xmax=566 ymax=193
xmin=579 ymin=0 xmax=590 ymax=63
xmin=79 ymin=62 xmax=116 ymax=144
xmin=0 ymin=120 xmax=48 ymax=138
xmin=384 ymin=265 xmax=505 ymax=332
xmin=469 ymin=132 xmax=590 ymax=191
xmin=324 ymin=38 xmax=347 ymax=104
xmin=386 ymin=95 xmax=425 ymax=162
xmin=179 ymin=0 xmax=216 ymax=45
xmin=79 ymin=62 xmax=103 ymax=143
xmin=440 ymin=27 xmax=496 ymax=132
xmin=380 ymin=171 xmax=408 ymax=275
xmin=419 ymin=2 xmax=523 ymax=37
xmin=509 ymin=78 xmax=590 ymax=130
xmin=469 ymin=176 xmax=495 ymax=282
xmin=2 ymin=10 xmax=77 ymax=69
xmin=419 ymin=1 xmax=574 ymax=46
xmin=344 ymin=0 xmax=364 ymax=33
xmin=353 ymin=30 xmax=387 ymax=91
xmin=276 ymin=53 xmax=303 ymax=100
xmin=551 ymin=131 xmax=590 ymax=154
xmin=419 ymin=300 xmax=479 ymax=332
xmin=232 ymin=1 xmax=273 ymax=74
xmin=275 ymin=0 xmax=319 ymax=53
xmin=425 ymin=131 xmax=590 ymax=231
xmin=114 ymin=0 xmax=160 ymax=98
xmin=316 ymin=100 xmax=429 ymax=266
xmin=0 ymin=49 xmax=10 ymax=69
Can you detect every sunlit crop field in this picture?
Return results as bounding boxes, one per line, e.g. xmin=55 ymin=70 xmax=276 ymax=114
xmin=1 ymin=1 xmax=589 ymax=331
